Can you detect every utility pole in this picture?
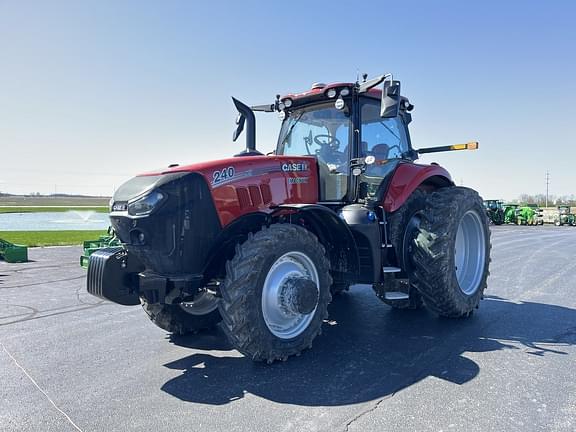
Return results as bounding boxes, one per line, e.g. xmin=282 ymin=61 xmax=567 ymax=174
xmin=545 ymin=171 xmax=550 ymax=208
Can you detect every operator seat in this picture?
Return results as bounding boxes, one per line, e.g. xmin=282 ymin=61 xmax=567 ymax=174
xmin=365 ymin=143 xmax=390 ymax=177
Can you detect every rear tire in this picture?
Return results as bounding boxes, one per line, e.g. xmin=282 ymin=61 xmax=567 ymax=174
xmin=411 ymin=187 xmax=491 ymax=318
xmin=219 ymin=224 xmax=332 ymax=363
xmin=142 ymin=293 xmax=221 ymax=335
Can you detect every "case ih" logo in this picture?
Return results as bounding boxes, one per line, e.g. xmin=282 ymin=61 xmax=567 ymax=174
xmin=281 ymin=162 xmax=308 ymax=172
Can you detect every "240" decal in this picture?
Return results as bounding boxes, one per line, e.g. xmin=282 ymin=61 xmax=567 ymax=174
xmin=212 ymin=166 xmax=236 ymax=185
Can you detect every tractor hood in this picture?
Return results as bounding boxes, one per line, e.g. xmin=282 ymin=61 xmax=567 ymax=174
xmin=137 ymin=155 xmax=318 ymax=193
xmin=140 ymin=155 xmax=270 ymax=177
xmin=112 ymin=154 xmax=319 ymax=227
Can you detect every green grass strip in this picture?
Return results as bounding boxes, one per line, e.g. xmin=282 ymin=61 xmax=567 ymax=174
xmin=0 ymin=230 xmax=109 ymax=247
xmin=0 ymin=207 xmax=108 ymax=213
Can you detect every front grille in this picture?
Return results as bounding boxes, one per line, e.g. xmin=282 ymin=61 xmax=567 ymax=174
xmin=110 ymin=172 xmax=222 ymax=276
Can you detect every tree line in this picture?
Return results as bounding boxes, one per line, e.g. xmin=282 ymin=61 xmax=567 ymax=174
xmin=512 ymin=194 xmax=576 ymax=207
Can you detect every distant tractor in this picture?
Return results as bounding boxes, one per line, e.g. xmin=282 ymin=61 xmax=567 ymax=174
xmin=86 ymin=73 xmax=491 ymax=363
xmin=484 ymin=200 xmax=505 ymax=225
xmin=555 ymin=206 xmax=576 ymax=226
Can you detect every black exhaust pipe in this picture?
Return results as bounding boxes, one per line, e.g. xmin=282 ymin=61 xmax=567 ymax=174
xmin=232 ymin=97 xmax=262 ymax=157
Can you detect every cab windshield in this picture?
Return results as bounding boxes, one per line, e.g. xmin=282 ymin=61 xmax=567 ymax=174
xmin=277 ymin=103 xmax=351 ymax=201
xmin=277 ymin=104 xmax=351 ymax=165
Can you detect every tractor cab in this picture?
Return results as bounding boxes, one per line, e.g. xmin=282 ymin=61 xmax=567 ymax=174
xmin=484 ymin=200 xmax=503 ymax=211
xmin=274 ymin=82 xmax=414 ymax=203
xmin=238 ymin=74 xmax=477 ymax=207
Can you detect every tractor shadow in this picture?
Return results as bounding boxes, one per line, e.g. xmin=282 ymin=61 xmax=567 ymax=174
xmin=162 ymin=290 xmax=576 ymax=406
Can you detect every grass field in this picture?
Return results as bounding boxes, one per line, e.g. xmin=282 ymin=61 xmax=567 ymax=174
xmin=0 ymin=230 xmax=108 ymax=247
xmin=0 ymin=195 xmax=110 ymax=206
xmin=0 ymin=206 xmax=108 ymax=213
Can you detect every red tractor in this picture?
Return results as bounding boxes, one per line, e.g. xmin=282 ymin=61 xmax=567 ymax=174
xmin=88 ymin=74 xmax=491 ymax=363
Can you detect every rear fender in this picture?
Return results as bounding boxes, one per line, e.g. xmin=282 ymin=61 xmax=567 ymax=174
xmin=383 ymin=163 xmax=453 ymax=212
xmin=273 ymin=204 xmax=360 ymax=283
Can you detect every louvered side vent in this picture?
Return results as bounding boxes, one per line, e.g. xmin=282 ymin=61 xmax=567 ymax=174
xmin=236 ymin=187 xmax=251 ymax=208
xmin=248 ymin=185 xmax=263 ymax=207
xmin=260 ymin=183 xmax=272 ymax=204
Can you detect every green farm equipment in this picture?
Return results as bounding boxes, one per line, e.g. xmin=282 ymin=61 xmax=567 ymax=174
xmin=517 ymin=206 xmax=538 ymax=225
xmin=526 ymin=204 xmax=544 ymax=225
xmin=555 ymin=206 xmax=576 ymax=226
xmin=484 ymin=200 xmax=505 ymax=225
xmin=80 ymin=229 xmax=121 ymax=268
xmin=0 ymin=238 xmax=28 ymax=263
xmin=504 ymin=204 xmax=519 ymax=224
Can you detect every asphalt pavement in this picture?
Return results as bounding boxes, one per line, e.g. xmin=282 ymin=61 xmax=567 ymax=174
xmin=1 ymin=225 xmax=575 ymax=431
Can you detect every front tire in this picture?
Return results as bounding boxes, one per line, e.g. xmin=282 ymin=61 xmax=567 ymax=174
xmin=219 ymin=224 xmax=332 ymax=363
xmin=411 ymin=187 xmax=491 ymax=318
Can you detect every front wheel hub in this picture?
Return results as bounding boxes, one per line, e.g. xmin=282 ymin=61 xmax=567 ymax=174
xmin=279 ymin=277 xmax=319 ymax=315
xmin=261 ymin=251 xmax=320 ymax=339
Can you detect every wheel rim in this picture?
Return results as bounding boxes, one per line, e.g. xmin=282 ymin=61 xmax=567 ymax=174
xmin=180 ymin=290 xmax=219 ymax=316
xmin=454 ymin=210 xmax=486 ymax=295
xmin=261 ymin=251 xmax=319 ymax=339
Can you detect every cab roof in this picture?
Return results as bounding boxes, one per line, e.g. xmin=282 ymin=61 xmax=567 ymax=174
xmin=280 ymin=82 xmax=381 ymax=105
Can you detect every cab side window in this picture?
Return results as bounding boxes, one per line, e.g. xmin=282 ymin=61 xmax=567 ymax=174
xmin=360 ymin=101 xmax=408 ymax=161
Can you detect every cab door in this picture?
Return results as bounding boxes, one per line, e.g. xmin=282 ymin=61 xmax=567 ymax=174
xmin=358 ymin=98 xmax=411 ymax=200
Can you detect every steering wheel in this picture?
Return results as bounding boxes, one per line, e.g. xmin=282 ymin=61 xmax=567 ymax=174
xmin=314 ymin=134 xmax=340 ymax=150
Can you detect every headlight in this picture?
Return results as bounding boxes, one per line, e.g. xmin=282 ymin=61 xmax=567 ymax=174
xmin=283 ymin=98 xmax=293 ymax=108
xmin=128 ymin=191 xmax=165 ymax=216
xmin=326 ymin=88 xmax=337 ymax=98
xmin=340 ymin=87 xmax=350 ymax=97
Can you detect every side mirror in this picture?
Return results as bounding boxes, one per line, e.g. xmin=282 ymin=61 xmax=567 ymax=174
xmin=381 ymin=80 xmax=401 ymax=118
xmin=232 ymin=113 xmax=245 ymax=142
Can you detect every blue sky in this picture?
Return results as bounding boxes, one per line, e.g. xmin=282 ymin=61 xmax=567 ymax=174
xmin=1 ymin=0 xmax=575 ymax=199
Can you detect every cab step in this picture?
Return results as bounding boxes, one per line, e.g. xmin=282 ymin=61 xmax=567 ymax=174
xmin=383 ymin=266 xmax=402 ymax=273
xmin=384 ymin=291 xmax=410 ymax=300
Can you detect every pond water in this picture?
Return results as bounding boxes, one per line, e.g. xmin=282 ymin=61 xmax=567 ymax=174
xmin=0 ymin=211 xmax=110 ymax=231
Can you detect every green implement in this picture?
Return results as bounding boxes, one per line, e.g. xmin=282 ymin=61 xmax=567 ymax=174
xmin=80 ymin=229 xmax=121 ymax=268
xmin=0 ymin=238 xmax=28 ymax=263
xmin=517 ymin=206 xmax=538 ymax=225
xmin=504 ymin=204 xmax=519 ymax=224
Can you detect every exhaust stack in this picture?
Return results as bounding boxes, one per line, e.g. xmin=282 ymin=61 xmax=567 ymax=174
xmin=232 ymin=97 xmax=262 ymax=157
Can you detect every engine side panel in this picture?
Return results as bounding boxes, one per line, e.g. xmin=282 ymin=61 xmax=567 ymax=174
xmin=190 ymin=156 xmax=319 ymax=227
xmin=383 ymin=163 xmax=453 ymax=212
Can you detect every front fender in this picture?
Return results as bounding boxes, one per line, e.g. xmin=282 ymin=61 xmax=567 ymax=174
xmin=273 ymin=204 xmax=360 ymax=282
xmin=383 ymin=163 xmax=453 ymax=212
